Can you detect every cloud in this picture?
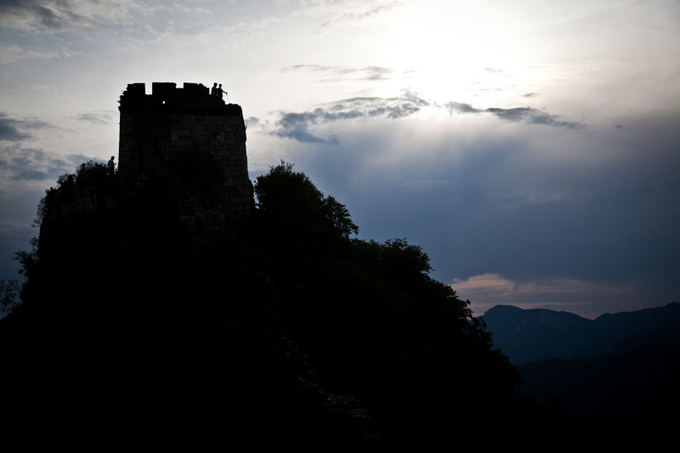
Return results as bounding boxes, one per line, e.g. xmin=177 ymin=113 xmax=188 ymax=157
xmin=274 ymin=104 xmax=680 ymax=320
xmin=0 ymin=113 xmax=52 ymax=142
xmin=452 ymin=273 xmax=516 ymax=295
xmin=281 ymin=64 xmax=406 ymax=82
xmin=75 ymin=112 xmax=113 ymax=125
xmin=0 ymin=0 xmax=139 ymax=31
xmin=245 ymin=116 xmax=260 ymax=127
xmin=0 ymin=145 xmax=91 ymax=183
xmin=445 ymin=102 xmax=582 ymax=129
xmin=271 ymin=93 xmax=429 ymax=143
xmin=444 ymin=102 xmax=480 ymax=114
xmin=274 ymin=113 xmax=341 ymax=144
xmin=318 ymin=0 xmax=403 ymax=27
xmin=489 ymin=107 xmax=582 ymax=129
xmin=0 ymin=44 xmax=82 ymax=64
xmin=451 ymin=273 xmax=646 ymax=319
xmin=0 ymin=117 xmax=29 ymax=142
xmin=298 ymin=0 xmax=402 ymax=26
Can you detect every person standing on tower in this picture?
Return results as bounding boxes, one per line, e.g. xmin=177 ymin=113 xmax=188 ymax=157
xmin=211 ymin=82 xmax=218 ymax=96
xmin=107 ymin=156 xmax=115 ymax=175
xmin=217 ymin=84 xmax=227 ymax=101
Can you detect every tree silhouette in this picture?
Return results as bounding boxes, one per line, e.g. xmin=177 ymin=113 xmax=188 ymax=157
xmin=251 ymin=161 xmax=530 ymax=447
xmin=0 ymin=159 xmax=589 ymax=449
xmin=0 ymin=279 xmax=20 ymax=315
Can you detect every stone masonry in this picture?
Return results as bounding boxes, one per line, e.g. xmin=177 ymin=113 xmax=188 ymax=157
xmin=118 ymin=82 xmax=253 ymax=232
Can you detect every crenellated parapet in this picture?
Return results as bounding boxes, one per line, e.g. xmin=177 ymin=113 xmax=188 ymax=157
xmin=119 ymin=82 xmax=243 ymax=117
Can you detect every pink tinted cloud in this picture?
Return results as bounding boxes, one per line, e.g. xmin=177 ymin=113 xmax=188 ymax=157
xmin=451 ymin=273 xmax=640 ymax=319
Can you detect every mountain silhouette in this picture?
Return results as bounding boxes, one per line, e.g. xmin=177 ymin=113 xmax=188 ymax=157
xmin=482 ymin=303 xmax=680 ymax=450
xmin=483 ymin=302 xmax=680 ymax=364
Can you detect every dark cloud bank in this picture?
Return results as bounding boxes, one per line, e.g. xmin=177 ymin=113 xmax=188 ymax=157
xmin=446 ymin=101 xmax=583 ymax=129
xmin=0 ymin=112 xmax=86 ymax=182
xmin=265 ymin=105 xmax=680 ymax=317
xmin=0 ymin=145 xmax=90 ymax=182
xmin=266 ymin=95 xmax=583 ymax=145
xmin=0 ymin=0 xmax=109 ymax=30
xmin=271 ymin=93 xmax=429 ymax=144
xmin=0 ymin=113 xmax=52 ymax=141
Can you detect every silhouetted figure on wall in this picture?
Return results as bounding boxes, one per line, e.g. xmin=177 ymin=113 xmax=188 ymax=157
xmin=108 ymin=156 xmax=115 ymax=175
xmin=211 ymin=82 xmax=218 ymax=96
xmin=217 ymin=84 xmax=227 ymax=101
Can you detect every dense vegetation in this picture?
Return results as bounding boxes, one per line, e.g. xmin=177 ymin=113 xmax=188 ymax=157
xmin=1 ymin=161 xmax=586 ymax=448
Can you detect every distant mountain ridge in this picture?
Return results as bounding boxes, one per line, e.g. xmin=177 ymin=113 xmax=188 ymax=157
xmin=485 ymin=304 xmax=680 ymax=449
xmin=482 ymin=302 xmax=680 ymax=364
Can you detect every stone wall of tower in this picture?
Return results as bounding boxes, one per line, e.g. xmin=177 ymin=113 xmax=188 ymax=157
xmin=118 ymin=82 xmax=253 ymax=231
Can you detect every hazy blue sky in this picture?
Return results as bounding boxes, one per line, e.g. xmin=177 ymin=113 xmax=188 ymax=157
xmin=1 ymin=0 xmax=679 ymax=317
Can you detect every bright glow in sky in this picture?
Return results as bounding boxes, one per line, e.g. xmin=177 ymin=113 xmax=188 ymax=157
xmin=1 ymin=0 xmax=679 ymax=317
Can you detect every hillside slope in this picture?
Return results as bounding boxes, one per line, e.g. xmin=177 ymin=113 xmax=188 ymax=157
xmin=0 ymin=162 xmax=581 ymax=449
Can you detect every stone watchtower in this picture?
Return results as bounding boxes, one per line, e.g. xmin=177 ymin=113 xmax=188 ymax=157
xmin=118 ymin=82 xmax=253 ymax=231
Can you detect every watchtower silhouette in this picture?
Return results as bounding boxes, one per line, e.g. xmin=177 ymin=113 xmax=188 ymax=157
xmin=118 ymin=82 xmax=253 ymax=231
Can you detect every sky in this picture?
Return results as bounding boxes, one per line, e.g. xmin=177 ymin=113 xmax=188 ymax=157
xmin=1 ymin=0 xmax=679 ymax=318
